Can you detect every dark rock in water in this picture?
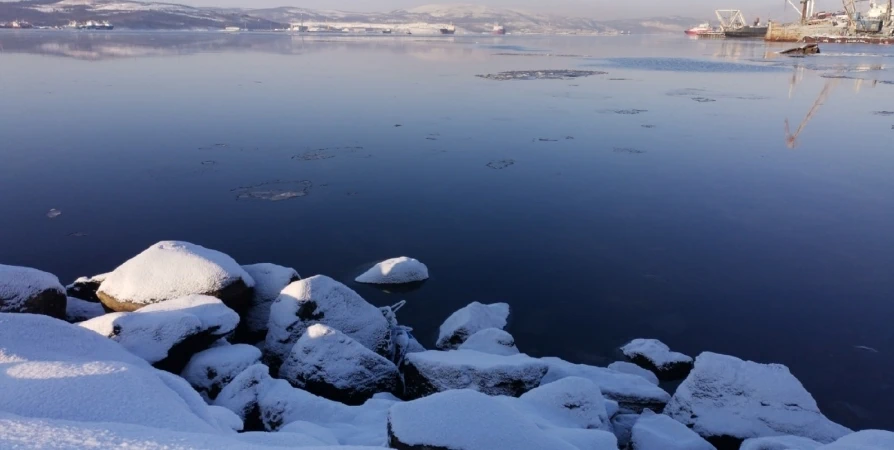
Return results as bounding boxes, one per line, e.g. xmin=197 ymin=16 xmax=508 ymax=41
xmin=66 ymin=274 xmax=108 ymax=303
xmin=279 ymin=324 xmax=401 ymax=405
xmin=477 ymin=70 xmax=607 ymax=81
xmin=621 ymin=338 xmax=693 ymax=381
xmin=486 ymin=159 xmax=515 ymax=170
xmin=0 ymin=264 xmax=67 ymax=319
xmin=402 ymin=350 xmax=548 ymax=400
xmin=780 ymin=44 xmax=820 ymax=56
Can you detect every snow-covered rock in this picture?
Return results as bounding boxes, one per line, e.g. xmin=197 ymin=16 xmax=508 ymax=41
xmin=621 ymin=338 xmax=693 ymax=380
xmin=354 ymin=257 xmax=429 ymax=284
xmin=181 ymin=344 xmax=262 ymax=401
xmin=241 ymin=263 xmax=300 ymax=341
xmin=516 ymin=376 xmax=611 ymax=432
xmin=0 ymin=313 xmax=229 ymax=433
xmin=665 ymin=352 xmax=851 ymax=445
xmin=402 ymin=350 xmax=548 ymax=399
xmin=214 ymin=363 xmax=394 ymax=444
xmin=65 ymin=272 xmax=109 ymax=303
xmin=0 ymin=264 xmax=66 ymax=318
xmin=64 ymin=296 xmax=106 ymax=323
xmin=608 ymin=361 xmax=660 ymax=385
xmin=387 ymin=389 xmax=605 ymax=450
xmin=264 ymin=275 xmax=391 ymax=372
xmin=279 ymin=324 xmax=401 ymax=405
xmin=279 ymin=421 xmax=341 ymax=445
xmin=630 ymin=409 xmax=716 ymax=450
xmin=459 ymin=328 xmax=519 ymax=356
xmin=817 ymin=430 xmax=894 ymax=449
xmin=436 ymin=301 xmax=510 ymax=350
xmin=741 ymin=435 xmax=822 ymax=450
xmin=611 ymin=413 xmax=640 ymax=448
xmin=79 ymin=295 xmax=240 ymax=372
xmin=541 ymin=357 xmax=671 ymax=413
xmin=96 ymin=241 xmax=255 ymax=312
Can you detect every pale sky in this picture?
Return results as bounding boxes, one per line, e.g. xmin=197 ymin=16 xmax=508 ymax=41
xmin=170 ymin=0 xmax=823 ymax=21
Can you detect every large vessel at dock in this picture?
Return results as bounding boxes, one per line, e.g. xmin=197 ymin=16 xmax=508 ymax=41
xmin=492 ymin=24 xmax=506 ymax=35
xmin=69 ymin=20 xmax=114 ymax=30
xmin=440 ymin=24 xmax=456 ymax=35
xmin=766 ymin=0 xmax=893 ymax=44
xmin=0 ymin=20 xmax=34 ymax=29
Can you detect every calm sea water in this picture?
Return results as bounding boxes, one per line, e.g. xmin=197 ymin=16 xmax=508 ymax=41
xmin=2 ymin=31 xmax=893 ymax=430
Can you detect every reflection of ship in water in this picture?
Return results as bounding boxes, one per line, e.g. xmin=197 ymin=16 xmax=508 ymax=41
xmin=440 ymin=24 xmax=456 ymax=35
xmin=768 ymin=0 xmax=893 ymax=44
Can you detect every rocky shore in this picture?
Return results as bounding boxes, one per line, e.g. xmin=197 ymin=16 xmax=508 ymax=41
xmin=0 ymin=241 xmax=890 ymax=449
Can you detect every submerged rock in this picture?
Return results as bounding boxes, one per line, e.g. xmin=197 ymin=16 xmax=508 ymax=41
xmin=96 ymin=241 xmax=255 ymax=312
xmin=621 ymin=338 xmax=693 ymax=380
xmin=181 ymin=344 xmax=262 ymax=401
xmin=664 ymin=352 xmax=851 ymax=446
xmin=631 ymin=409 xmax=717 ymax=450
xmin=0 ymin=264 xmax=67 ymax=319
xmin=279 ymin=324 xmax=400 ymax=405
xmin=264 ymin=275 xmax=392 ymax=372
xmin=459 ymin=328 xmax=520 ymax=356
xmin=402 ymin=350 xmax=548 ymax=399
xmin=436 ymin=302 xmax=510 ymax=350
xmin=240 ymin=263 xmax=300 ymax=342
xmin=355 ymin=257 xmax=429 ymax=285
xmin=477 ymin=70 xmax=607 ymax=81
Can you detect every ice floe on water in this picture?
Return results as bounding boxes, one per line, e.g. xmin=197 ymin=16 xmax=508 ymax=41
xmin=614 ymin=147 xmax=646 ymax=154
xmin=231 ymin=180 xmax=313 ymax=201
xmin=487 ymin=159 xmax=515 ymax=169
xmin=590 ymin=57 xmax=788 ymax=73
xmin=46 ymin=208 xmax=61 ymax=219
xmin=477 ymin=70 xmax=607 ymax=81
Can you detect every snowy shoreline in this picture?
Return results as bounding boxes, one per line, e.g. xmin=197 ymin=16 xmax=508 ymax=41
xmin=1 ymin=241 xmax=891 ymax=449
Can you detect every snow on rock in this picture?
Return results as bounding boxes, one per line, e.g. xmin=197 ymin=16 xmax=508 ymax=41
xmin=279 ymin=421 xmax=341 ymax=445
xmin=621 ymin=338 xmax=693 ymax=380
xmin=0 ymin=264 xmax=67 ymax=318
xmin=96 ymin=241 xmax=255 ymax=312
xmin=354 ymin=257 xmax=429 ymax=285
xmin=65 ymin=272 xmax=110 ymax=303
xmin=208 ymin=405 xmax=244 ymax=432
xmin=388 ymin=389 xmax=618 ymax=450
xmin=79 ymin=295 xmax=239 ymax=372
xmin=630 ymin=409 xmax=716 ymax=450
xmin=0 ymin=313 xmax=227 ymax=433
xmin=516 ymin=376 xmax=611 ymax=432
xmin=817 ymin=430 xmax=894 ymax=449
xmin=279 ymin=324 xmax=401 ymax=405
xmin=241 ymin=263 xmax=300 ymax=341
xmin=402 ymin=349 xmax=548 ymax=399
xmin=181 ymin=344 xmax=262 ymax=401
xmin=608 ymin=361 xmax=660 ymax=385
xmin=215 ymin=364 xmax=274 ymax=430
xmin=459 ymin=327 xmax=519 ymax=356
xmin=264 ymin=275 xmax=391 ymax=372
xmin=64 ymin=296 xmax=106 ymax=323
xmin=436 ymin=301 xmax=510 ymax=350
xmin=665 ymin=352 xmax=851 ymax=445
xmin=741 ymin=435 xmax=822 ymax=450
xmin=0 ymin=411 xmax=386 ymax=450
xmin=611 ymin=413 xmax=640 ymax=448
xmin=541 ymin=357 xmax=671 ymax=413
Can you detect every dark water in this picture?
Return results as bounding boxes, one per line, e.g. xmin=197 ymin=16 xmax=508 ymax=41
xmin=2 ymin=31 xmax=893 ymax=430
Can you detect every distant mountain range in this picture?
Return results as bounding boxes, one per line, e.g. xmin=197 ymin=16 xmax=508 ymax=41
xmin=0 ymin=0 xmax=700 ymax=34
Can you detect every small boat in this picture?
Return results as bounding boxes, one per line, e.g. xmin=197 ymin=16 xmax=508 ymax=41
xmin=382 ymin=28 xmax=392 ymax=34
xmin=684 ymin=23 xmax=714 ymax=35
xmin=440 ymin=24 xmax=456 ymax=35
xmin=224 ymin=26 xmax=241 ymax=32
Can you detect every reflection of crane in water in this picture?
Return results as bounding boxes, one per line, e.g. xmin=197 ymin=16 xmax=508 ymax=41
xmin=784 ymin=79 xmax=837 ymax=148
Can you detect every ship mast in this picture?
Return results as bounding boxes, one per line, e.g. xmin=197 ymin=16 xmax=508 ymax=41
xmin=801 ymin=0 xmax=809 ymax=24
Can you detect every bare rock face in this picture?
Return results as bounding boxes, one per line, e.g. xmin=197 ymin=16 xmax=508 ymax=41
xmin=0 ymin=264 xmax=67 ymax=319
xmin=96 ymin=241 xmax=255 ymax=313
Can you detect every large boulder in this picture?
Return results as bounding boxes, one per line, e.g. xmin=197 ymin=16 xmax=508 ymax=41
xmin=96 ymin=241 xmax=255 ymax=312
xmin=239 ymin=263 xmax=300 ymax=342
xmin=817 ymin=430 xmax=894 ymax=449
xmin=630 ymin=409 xmax=716 ymax=450
xmin=387 ymin=389 xmax=617 ymax=450
xmin=436 ymin=302 xmax=510 ymax=350
xmin=64 ymin=296 xmax=106 ymax=323
xmin=79 ymin=295 xmax=240 ymax=372
xmin=0 ymin=313 xmax=231 ymax=433
xmin=541 ymin=357 xmax=671 ymax=413
xmin=740 ymin=435 xmax=822 ymax=450
xmin=459 ymin=328 xmax=520 ymax=356
xmin=355 ymin=257 xmax=429 ymax=285
xmin=516 ymin=376 xmax=612 ymax=432
xmin=665 ymin=352 xmax=851 ymax=446
xmin=402 ymin=350 xmax=548 ymax=399
xmin=0 ymin=264 xmax=66 ymax=319
xmin=608 ymin=361 xmax=660 ymax=385
xmin=279 ymin=324 xmax=401 ymax=405
xmin=264 ymin=275 xmax=391 ymax=373
xmin=621 ymin=338 xmax=693 ymax=380
xmin=181 ymin=344 xmax=262 ymax=401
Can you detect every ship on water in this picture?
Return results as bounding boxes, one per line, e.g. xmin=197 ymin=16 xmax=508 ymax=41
xmin=492 ymin=24 xmax=506 ymax=35
xmin=440 ymin=23 xmax=456 ymax=34
xmin=714 ymin=10 xmax=768 ymax=38
xmin=0 ymin=20 xmax=34 ymax=29
xmin=684 ymin=22 xmax=724 ymax=37
xmin=69 ymin=20 xmax=114 ymax=30
xmin=767 ymin=0 xmax=893 ymax=44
